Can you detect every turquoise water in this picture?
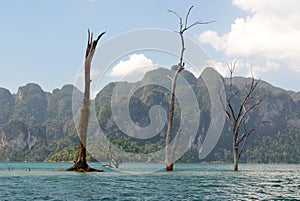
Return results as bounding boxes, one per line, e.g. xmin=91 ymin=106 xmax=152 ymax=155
xmin=0 ymin=162 xmax=299 ymax=200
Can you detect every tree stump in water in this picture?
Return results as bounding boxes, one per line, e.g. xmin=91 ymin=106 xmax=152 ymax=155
xmin=67 ymin=30 xmax=106 ymax=173
xmin=67 ymin=158 xmax=103 ymax=172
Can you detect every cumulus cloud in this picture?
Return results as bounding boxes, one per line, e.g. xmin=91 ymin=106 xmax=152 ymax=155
xmin=90 ymin=90 xmax=99 ymax=99
xmin=109 ymin=54 xmax=158 ymax=79
xmin=204 ymin=60 xmax=229 ymax=77
xmin=199 ymin=0 xmax=300 ymax=73
xmin=76 ymin=68 xmax=100 ymax=80
xmin=204 ymin=59 xmax=280 ymax=79
xmin=199 ymin=31 xmax=228 ymax=51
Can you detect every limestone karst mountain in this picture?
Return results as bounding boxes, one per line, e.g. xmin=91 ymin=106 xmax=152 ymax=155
xmin=0 ymin=67 xmax=299 ymax=162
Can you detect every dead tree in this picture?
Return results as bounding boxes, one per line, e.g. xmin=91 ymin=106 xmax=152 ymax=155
xmin=165 ymin=6 xmax=214 ymax=171
xmin=220 ymin=60 xmax=264 ymax=171
xmin=103 ymin=142 xmax=122 ymax=168
xmin=68 ymin=30 xmax=106 ymax=172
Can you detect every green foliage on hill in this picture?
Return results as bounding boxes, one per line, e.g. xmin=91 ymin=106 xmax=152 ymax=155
xmin=0 ymin=68 xmax=299 ymax=164
xmin=245 ymin=128 xmax=300 ymax=163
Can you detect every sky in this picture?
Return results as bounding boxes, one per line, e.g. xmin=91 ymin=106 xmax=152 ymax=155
xmin=0 ymin=0 xmax=299 ymax=94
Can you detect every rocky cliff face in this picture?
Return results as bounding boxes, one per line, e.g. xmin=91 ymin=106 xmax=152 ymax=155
xmin=0 ymin=68 xmax=299 ymax=162
xmin=1 ymin=121 xmax=28 ymax=151
xmin=12 ymin=83 xmax=47 ymax=125
xmin=0 ymin=88 xmax=14 ymax=125
xmin=0 ymin=83 xmax=79 ymax=161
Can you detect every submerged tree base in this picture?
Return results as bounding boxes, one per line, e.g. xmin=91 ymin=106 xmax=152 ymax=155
xmin=166 ymin=164 xmax=174 ymax=171
xmin=233 ymin=162 xmax=238 ymax=171
xmin=67 ymin=159 xmax=103 ymax=172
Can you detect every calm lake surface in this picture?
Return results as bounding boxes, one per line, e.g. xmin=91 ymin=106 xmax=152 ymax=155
xmin=0 ymin=162 xmax=299 ymax=200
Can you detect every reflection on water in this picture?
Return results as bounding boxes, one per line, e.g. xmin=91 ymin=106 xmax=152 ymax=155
xmin=0 ymin=162 xmax=299 ymax=200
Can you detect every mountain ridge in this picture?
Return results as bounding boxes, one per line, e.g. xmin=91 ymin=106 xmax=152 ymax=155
xmin=0 ymin=67 xmax=299 ymax=163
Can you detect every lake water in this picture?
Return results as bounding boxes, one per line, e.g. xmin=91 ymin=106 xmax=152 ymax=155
xmin=0 ymin=162 xmax=299 ymax=200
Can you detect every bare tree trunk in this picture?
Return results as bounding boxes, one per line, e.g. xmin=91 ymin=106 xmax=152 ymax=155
xmin=165 ymin=68 xmax=182 ymax=171
xmin=233 ymin=142 xmax=238 ymax=171
xmin=220 ymin=60 xmax=265 ymax=171
xmin=168 ymin=127 xmax=181 ymax=170
xmin=166 ymin=163 xmax=174 ymax=171
xmin=166 ymin=6 xmax=213 ymax=171
xmin=233 ymin=129 xmax=239 ymax=171
xmin=68 ymin=30 xmax=106 ymax=172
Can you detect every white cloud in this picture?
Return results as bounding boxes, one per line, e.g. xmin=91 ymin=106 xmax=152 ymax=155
xmin=204 ymin=60 xmax=229 ymax=77
xmin=233 ymin=60 xmax=280 ymax=78
xmin=109 ymin=54 xmax=158 ymax=79
xmin=204 ymin=59 xmax=280 ymax=79
xmin=187 ymin=67 xmax=201 ymax=78
xmin=199 ymin=0 xmax=300 ymax=73
xmin=76 ymin=68 xmax=100 ymax=80
xmin=251 ymin=61 xmax=280 ymax=77
xmin=199 ymin=31 xmax=228 ymax=51
xmin=90 ymin=90 xmax=99 ymax=99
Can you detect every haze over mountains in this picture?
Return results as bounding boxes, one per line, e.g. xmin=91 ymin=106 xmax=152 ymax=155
xmin=0 ymin=67 xmax=299 ymax=163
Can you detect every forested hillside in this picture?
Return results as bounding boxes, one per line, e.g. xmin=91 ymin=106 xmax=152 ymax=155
xmin=0 ymin=67 xmax=299 ymax=163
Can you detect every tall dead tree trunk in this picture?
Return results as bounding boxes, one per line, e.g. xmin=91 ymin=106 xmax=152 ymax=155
xmin=68 ymin=30 xmax=106 ymax=172
xmin=165 ymin=6 xmax=214 ymax=171
xmin=220 ymin=60 xmax=265 ymax=171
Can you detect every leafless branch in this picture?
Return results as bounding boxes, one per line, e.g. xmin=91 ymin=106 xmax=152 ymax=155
xmin=237 ymin=99 xmax=262 ymax=128
xmin=168 ymin=6 xmax=215 ymax=34
xmin=68 ymin=30 xmax=106 ymax=172
xmin=185 ymin=20 xmax=215 ymax=31
xmin=221 ymin=59 xmax=265 ymax=170
xmin=165 ymin=6 xmax=213 ymax=170
xmin=167 ymin=9 xmax=182 ymax=22
xmin=220 ymin=94 xmax=231 ymax=121
xmin=166 ymin=76 xmax=173 ymax=81
xmin=238 ymin=122 xmax=258 ymax=158
xmin=184 ymin=6 xmax=193 ymax=29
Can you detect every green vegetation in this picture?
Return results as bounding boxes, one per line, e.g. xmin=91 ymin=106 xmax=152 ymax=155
xmin=245 ymin=128 xmax=300 ymax=163
xmin=108 ymin=136 xmax=165 ymax=154
xmin=0 ymin=68 xmax=299 ymax=164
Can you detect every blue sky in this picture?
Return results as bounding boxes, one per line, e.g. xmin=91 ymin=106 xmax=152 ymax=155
xmin=0 ymin=0 xmax=299 ymax=94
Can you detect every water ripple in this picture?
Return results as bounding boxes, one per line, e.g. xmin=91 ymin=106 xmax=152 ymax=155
xmin=0 ymin=163 xmax=299 ymax=200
